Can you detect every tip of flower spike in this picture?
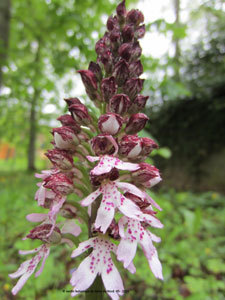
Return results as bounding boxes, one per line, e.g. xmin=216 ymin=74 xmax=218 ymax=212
xmin=116 ymin=0 xmax=126 ymax=18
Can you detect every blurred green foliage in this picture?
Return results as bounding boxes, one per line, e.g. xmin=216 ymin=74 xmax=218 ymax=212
xmin=1 ymin=171 xmax=224 ymax=300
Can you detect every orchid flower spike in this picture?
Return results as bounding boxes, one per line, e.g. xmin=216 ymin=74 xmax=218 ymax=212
xmin=9 ymin=1 xmax=164 ymax=297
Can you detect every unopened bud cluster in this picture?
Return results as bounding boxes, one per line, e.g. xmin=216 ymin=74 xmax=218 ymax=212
xmin=9 ymin=1 xmax=163 ymax=299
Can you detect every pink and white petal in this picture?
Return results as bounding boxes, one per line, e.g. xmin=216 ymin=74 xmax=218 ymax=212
xmin=110 ymin=243 xmax=117 ymax=255
xmin=95 ymin=201 xmax=115 ymax=234
xmin=118 ymin=195 xmax=141 ymax=220
xmin=115 ymin=159 xmax=140 ymax=171
xmin=36 ymin=185 xmax=46 ymax=206
xmin=71 ymin=238 xmax=95 ymax=258
xmin=81 ymin=188 xmax=101 ymax=206
xmin=118 ymin=216 xmax=128 ymax=239
xmin=61 ymin=220 xmax=81 ymax=237
xmin=86 ymin=155 xmax=100 ymax=162
xmin=11 ymin=272 xmax=33 ymax=295
xmin=148 ymin=231 xmax=161 ymax=243
xmin=149 ymin=176 xmax=162 ymax=187
xmin=141 ymin=214 xmax=163 ymax=228
xmin=117 ymin=239 xmax=137 ymax=268
xmin=126 ymin=262 xmax=136 ymax=274
xmin=35 ymin=247 xmax=50 ymax=277
xmin=140 ymin=232 xmax=154 ymax=259
xmin=26 ymin=213 xmax=47 ymax=223
xmin=35 ymin=172 xmax=45 ymax=179
xmin=19 ymin=247 xmax=42 ymax=256
xmin=35 ymin=170 xmax=53 ymax=179
xmin=48 ymin=197 xmax=66 ymax=220
xmin=9 ymin=260 xmax=31 ymax=278
xmin=144 ymin=192 xmax=162 ymax=211
xmin=70 ymin=256 xmax=97 ymax=297
xmin=102 ymin=263 xmax=124 ymax=300
xmin=91 ymin=161 xmax=113 ymax=175
xmin=147 ymin=250 xmax=163 ymax=280
xmin=116 ymin=182 xmax=144 ymax=198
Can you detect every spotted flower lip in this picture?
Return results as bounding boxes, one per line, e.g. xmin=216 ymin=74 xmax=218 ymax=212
xmin=80 ymin=180 xmax=162 ymax=233
xmin=117 ymin=216 xmax=163 ymax=280
xmin=9 ymin=244 xmax=51 ymax=295
xmin=87 ymin=154 xmax=140 ymax=176
xmin=9 ymin=217 xmax=81 ymax=296
xmin=70 ymin=236 xmax=135 ymax=300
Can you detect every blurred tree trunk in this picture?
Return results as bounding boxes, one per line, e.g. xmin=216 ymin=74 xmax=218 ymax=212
xmin=0 ymin=0 xmax=11 ymax=91
xmin=174 ymin=0 xmax=181 ymax=81
xmin=27 ymin=41 xmax=41 ymax=171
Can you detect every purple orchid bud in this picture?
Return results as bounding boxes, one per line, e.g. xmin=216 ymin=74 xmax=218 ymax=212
xmin=109 ymin=29 xmax=121 ymax=47
xmin=125 ymin=113 xmax=149 ymax=134
xmin=91 ymin=134 xmax=118 ymax=156
xmin=102 ymin=32 xmax=111 ymax=46
xmin=64 ymin=97 xmax=81 ymax=107
xmin=122 ymin=25 xmax=134 ymax=42
xmin=101 ymin=76 xmax=117 ymax=102
xmin=95 ymin=38 xmax=107 ymax=56
xmin=119 ymin=135 xmax=142 ymax=158
xmin=116 ymin=0 xmax=126 ymax=19
xmin=44 ymin=173 xmax=74 ymax=195
xmin=52 ymin=126 xmax=79 ymax=150
xmin=57 ymin=115 xmax=81 ymax=133
xmin=124 ymin=192 xmax=150 ymax=209
xmin=118 ymin=43 xmax=132 ymax=61
xmin=99 ymin=49 xmax=113 ymax=74
xmin=123 ymin=78 xmax=144 ymax=100
xmin=109 ymin=93 xmax=131 ymax=115
xmin=77 ymin=71 xmax=99 ymax=101
xmin=60 ymin=203 xmax=77 ymax=219
xmin=129 ymin=94 xmax=149 ymax=113
xmin=141 ymin=137 xmax=158 ymax=156
xmin=131 ymin=42 xmax=142 ymax=60
xmin=126 ymin=9 xmax=144 ymax=26
xmin=45 ymin=149 xmax=74 ymax=170
xmin=88 ymin=61 xmax=102 ymax=81
xmin=107 ymin=15 xmax=119 ymax=31
xmin=129 ymin=60 xmax=143 ymax=77
xmin=135 ymin=24 xmax=146 ymax=39
xmin=90 ymin=167 xmax=119 ymax=186
xmin=112 ymin=59 xmax=129 ymax=86
xmin=26 ymin=224 xmax=61 ymax=244
xmin=132 ymin=163 xmax=162 ymax=187
xmin=69 ymin=103 xmax=91 ymax=125
xmin=77 ymin=70 xmax=98 ymax=91
xmin=98 ymin=113 xmax=123 ymax=136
